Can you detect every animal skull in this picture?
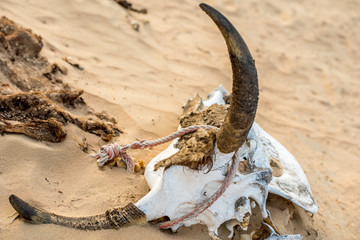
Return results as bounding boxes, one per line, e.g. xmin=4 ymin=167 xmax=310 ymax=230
xmin=9 ymin=3 xmax=318 ymax=240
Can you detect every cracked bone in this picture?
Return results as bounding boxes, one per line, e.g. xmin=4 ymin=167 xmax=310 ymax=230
xmin=9 ymin=3 xmax=317 ymax=240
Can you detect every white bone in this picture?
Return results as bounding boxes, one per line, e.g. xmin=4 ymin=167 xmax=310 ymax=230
xmin=134 ymin=87 xmax=317 ymax=239
xmin=262 ymin=223 xmax=303 ymax=240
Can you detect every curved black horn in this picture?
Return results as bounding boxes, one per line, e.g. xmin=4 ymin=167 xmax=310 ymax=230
xmin=9 ymin=194 xmax=147 ymax=230
xmin=200 ymin=3 xmax=259 ymax=153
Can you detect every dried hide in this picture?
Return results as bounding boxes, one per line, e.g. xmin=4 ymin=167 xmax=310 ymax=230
xmin=0 ymin=16 xmax=119 ymax=142
xmin=139 ymin=87 xmax=318 ymax=239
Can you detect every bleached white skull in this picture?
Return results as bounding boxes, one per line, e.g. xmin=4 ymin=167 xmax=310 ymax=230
xmin=9 ymin=3 xmax=317 ymax=240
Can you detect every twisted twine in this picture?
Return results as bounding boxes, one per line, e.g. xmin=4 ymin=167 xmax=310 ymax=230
xmin=92 ymin=124 xmax=239 ymax=230
xmin=92 ymin=125 xmax=218 ymax=173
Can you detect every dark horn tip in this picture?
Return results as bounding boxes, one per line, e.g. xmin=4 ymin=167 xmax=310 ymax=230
xmin=199 ymin=3 xmax=208 ymax=9
xmin=199 ymin=3 xmax=219 ymax=18
xmin=199 ymin=3 xmax=227 ymax=26
xmin=199 ymin=2 xmax=248 ymax=58
xmin=9 ymin=194 xmax=46 ymax=223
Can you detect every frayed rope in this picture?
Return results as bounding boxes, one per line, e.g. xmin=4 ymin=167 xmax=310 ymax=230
xmin=92 ymin=124 xmax=240 ymax=230
xmin=91 ymin=125 xmax=218 ymax=173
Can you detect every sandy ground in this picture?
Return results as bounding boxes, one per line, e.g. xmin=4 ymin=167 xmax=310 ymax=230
xmin=0 ymin=0 xmax=359 ymax=239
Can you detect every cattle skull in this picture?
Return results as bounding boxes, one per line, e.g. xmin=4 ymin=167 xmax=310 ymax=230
xmin=9 ymin=3 xmax=318 ymax=240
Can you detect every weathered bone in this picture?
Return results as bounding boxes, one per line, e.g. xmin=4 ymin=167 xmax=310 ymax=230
xmin=9 ymin=3 xmax=318 ymax=240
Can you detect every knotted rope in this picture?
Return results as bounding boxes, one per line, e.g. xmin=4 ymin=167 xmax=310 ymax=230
xmin=92 ymin=125 xmax=218 ymax=173
xmin=92 ymin=124 xmax=239 ymax=230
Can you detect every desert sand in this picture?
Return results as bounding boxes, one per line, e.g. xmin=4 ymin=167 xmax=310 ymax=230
xmin=0 ymin=0 xmax=359 ymax=239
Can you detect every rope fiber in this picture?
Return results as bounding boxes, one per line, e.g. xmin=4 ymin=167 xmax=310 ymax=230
xmin=92 ymin=124 xmax=239 ymax=230
xmin=92 ymin=125 xmax=218 ymax=173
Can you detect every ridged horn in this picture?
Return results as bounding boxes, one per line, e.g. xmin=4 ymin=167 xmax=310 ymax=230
xmin=9 ymin=194 xmax=147 ymax=230
xmin=200 ymin=3 xmax=259 ymax=153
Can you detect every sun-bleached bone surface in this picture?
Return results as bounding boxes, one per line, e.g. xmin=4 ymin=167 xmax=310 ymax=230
xmin=135 ymin=87 xmax=318 ymax=239
xmin=8 ymin=3 xmax=318 ymax=239
xmin=205 ymin=86 xmax=318 ymax=214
